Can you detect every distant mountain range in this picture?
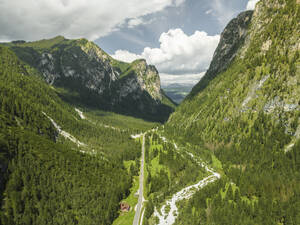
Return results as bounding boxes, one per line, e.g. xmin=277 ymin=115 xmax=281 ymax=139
xmin=162 ymin=83 xmax=195 ymax=104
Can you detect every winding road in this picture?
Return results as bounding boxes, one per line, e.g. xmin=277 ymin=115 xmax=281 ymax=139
xmin=133 ymin=134 xmax=145 ymax=225
xmin=132 ymin=133 xmax=220 ymax=225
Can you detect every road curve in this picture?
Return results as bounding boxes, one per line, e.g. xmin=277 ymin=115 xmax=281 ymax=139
xmin=133 ymin=134 xmax=145 ymax=225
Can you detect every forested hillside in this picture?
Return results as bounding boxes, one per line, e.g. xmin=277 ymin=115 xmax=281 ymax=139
xmin=1 ymin=37 xmax=175 ymax=122
xmin=164 ymin=0 xmax=300 ymax=224
xmin=1 ymin=0 xmax=299 ymax=225
xmin=0 ymin=46 xmax=155 ymax=225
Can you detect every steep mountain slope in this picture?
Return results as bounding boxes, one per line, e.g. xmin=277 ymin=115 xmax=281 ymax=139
xmin=0 ymin=45 xmax=156 ymax=225
xmin=167 ymin=0 xmax=300 ymax=147
xmin=164 ymin=0 xmax=300 ymax=224
xmin=189 ymin=10 xmax=253 ymax=97
xmin=2 ymin=37 xmax=175 ymax=122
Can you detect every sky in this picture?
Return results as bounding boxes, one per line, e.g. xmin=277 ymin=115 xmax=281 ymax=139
xmin=0 ymin=0 xmax=260 ymax=87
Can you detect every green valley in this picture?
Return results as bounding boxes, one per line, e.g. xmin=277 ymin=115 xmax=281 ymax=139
xmin=0 ymin=0 xmax=299 ymax=225
xmin=0 ymin=46 xmax=155 ymax=225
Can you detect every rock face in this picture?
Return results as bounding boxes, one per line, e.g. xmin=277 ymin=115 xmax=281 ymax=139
xmin=8 ymin=37 xmax=175 ymax=121
xmin=167 ymin=0 xmax=300 ymax=145
xmin=164 ymin=2 xmax=300 ymax=223
xmin=117 ymin=59 xmax=162 ymax=102
xmin=189 ymin=11 xmax=253 ymax=97
xmin=207 ymin=11 xmax=253 ymax=79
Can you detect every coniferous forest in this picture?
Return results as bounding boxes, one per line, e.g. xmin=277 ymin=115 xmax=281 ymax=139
xmin=0 ymin=0 xmax=300 ymax=225
xmin=0 ymin=46 xmax=145 ymax=225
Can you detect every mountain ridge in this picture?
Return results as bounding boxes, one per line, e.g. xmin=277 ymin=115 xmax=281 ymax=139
xmin=2 ymin=36 xmax=176 ymax=122
xmin=163 ymin=0 xmax=300 ymax=224
xmin=0 ymin=0 xmax=299 ymax=224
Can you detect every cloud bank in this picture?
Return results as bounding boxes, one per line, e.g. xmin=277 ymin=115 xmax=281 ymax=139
xmin=112 ymin=28 xmax=220 ymax=75
xmin=160 ymin=72 xmax=205 ymax=87
xmin=113 ymin=28 xmax=219 ymax=87
xmin=0 ymin=0 xmax=185 ymax=41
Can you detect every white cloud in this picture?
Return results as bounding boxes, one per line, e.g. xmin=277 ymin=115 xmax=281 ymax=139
xmin=205 ymin=9 xmax=213 ymax=15
xmin=246 ymin=0 xmax=260 ymax=10
xmin=174 ymin=0 xmax=185 ymax=6
xmin=160 ymin=72 xmax=205 ymax=86
xmin=127 ymin=17 xmax=155 ymax=29
xmin=209 ymin=0 xmax=237 ymax=27
xmin=113 ymin=28 xmax=220 ymax=75
xmin=0 ymin=0 xmax=185 ymax=41
xmin=128 ymin=18 xmax=144 ymax=28
xmin=112 ymin=50 xmax=142 ymax=63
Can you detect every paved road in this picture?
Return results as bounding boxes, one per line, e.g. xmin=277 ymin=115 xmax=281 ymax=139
xmin=133 ymin=134 xmax=145 ymax=225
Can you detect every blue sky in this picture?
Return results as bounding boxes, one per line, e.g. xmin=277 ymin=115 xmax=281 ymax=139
xmin=98 ymin=0 xmax=250 ymax=54
xmin=0 ymin=0 xmax=259 ymax=87
xmin=101 ymin=0 xmax=258 ymax=87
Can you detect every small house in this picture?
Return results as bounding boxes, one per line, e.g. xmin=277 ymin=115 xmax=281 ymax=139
xmin=120 ymin=202 xmax=130 ymax=212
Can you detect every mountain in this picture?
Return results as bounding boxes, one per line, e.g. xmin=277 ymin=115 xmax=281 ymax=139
xmin=0 ymin=44 xmax=158 ymax=225
xmin=189 ymin=10 xmax=253 ymax=97
xmin=162 ymin=83 xmax=194 ymax=104
xmin=3 ymin=36 xmax=175 ymax=122
xmin=0 ymin=0 xmax=299 ymax=225
xmin=164 ymin=0 xmax=300 ymax=224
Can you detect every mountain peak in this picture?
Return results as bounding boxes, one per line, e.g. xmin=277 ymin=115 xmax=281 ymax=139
xmin=188 ymin=10 xmax=253 ymax=98
xmin=4 ymin=37 xmax=175 ymax=122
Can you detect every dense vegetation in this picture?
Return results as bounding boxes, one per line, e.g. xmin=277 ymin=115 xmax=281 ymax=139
xmin=0 ymin=46 xmax=152 ymax=225
xmin=142 ymin=132 xmax=210 ymax=225
xmin=1 ymin=0 xmax=299 ymax=224
xmin=165 ymin=0 xmax=300 ymax=224
xmin=1 ymin=37 xmax=175 ymax=123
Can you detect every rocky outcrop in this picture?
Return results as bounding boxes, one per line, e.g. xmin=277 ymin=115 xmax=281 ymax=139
xmin=8 ymin=37 xmax=175 ymax=121
xmin=168 ymin=0 xmax=300 ymax=144
xmin=38 ymin=39 xmax=117 ymax=95
xmin=207 ymin=10 xmax=253 ymax=78
xmin=189 ymin=11 xmax=253 ymax=97
xmin=119 ymin=59 xmax=162 ymax=101
xmin=110 ymin=59 xmax=166 ymax=114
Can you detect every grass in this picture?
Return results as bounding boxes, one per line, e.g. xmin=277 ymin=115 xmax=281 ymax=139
xmin=8 ymin=36 xmax=70 ymax=50
xmin=149 ymin=136 xmax=170 ymax=178
xmin=211 ymin=154 xmax=223 ymax=171
xmin=150 ymin=156 xmax=170 ymax=179
xmin=219 ymin=182 xmax=258 ymax=207
xmin=146 ymin=135 xmax=172 ymax=198
xmin=87 ymin=108 xmax=158 ymax=131
xmin=113 ymin=136 xmax=144 ymax=225
xmin=71 ymin=106 xmax=158 ymax=132
xmin=111 ymin=59 xmax=131 ymax=73
xmin=124 ymin=160 xmax=135 ymax=173
xmin=112 ymin=163 xmax=139 ymax=225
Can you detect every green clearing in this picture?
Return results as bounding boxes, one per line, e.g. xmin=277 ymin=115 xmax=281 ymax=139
xmin=211 ymin=154 xmax=223 ymax=171
xmin=112 ymin=160 xmax=140 ymax=225
xmin=148 ymin=136 xmax=170 ymax=179
xmin=85 ymin=108 xmax=158 ymax=131
xmin=112 ymin=175 xmax=139 ymax=225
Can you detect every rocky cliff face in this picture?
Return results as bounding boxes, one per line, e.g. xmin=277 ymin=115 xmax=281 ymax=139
xmin=206 ymin=10 xmax=253 ymax=79
xmin=7 ymin=37 xmax=175 ymax=121
xmin=167 ymin=0 xmax=300 ymax=146
xmin=117 ymin=59 xmax=162 ymax=101
xmin=164 ymin=2 xmax=300 ymax=223
xmin=189 ymin=11 xmax=253 ymax=97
